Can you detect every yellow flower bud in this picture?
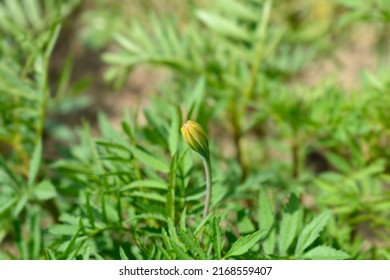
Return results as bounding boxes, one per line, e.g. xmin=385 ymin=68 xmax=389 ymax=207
xmin=181 ymin=120 xmax=209 ymax=159
xmin=181 ymin=120 xmax=212 ymax=219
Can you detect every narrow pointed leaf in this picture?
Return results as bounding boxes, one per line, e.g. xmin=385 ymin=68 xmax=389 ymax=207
xmin=279 ymin=193 xmax=300 ymax=255
xmin=258 ymin=189 xmax=275 ymax=254
xmin=295 ymin=211 xmax=331 ymax=255
xmin=224 ymin=229 xmax=268 ymax=259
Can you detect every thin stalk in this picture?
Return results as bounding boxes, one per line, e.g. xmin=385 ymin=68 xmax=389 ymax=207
xmin=232 ymin=0 xmax=273 ymax=181
xmin=202 ymin=157 xmax=212 ymax=219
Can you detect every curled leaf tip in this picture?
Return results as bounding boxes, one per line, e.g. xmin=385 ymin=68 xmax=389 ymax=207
xmin=181 ymin=120 xmax=209 ymax=159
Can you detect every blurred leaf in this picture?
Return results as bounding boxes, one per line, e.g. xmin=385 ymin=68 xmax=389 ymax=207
xmin=187 ymin=77 xmax=206 ymax=120
xmin=167 ymin=154 xmax=178 ymax=221
xmin=196 ymin=10 xmax=252 ymax=41
xmin=119 ymin=247 xmax=129 ymax=260
xmin=258 ymin=189 xmax=275 ymax=254
xmin=33 ymin=180 xmax=57 ymax=201
xmin=130 ymin=191 xmax=166 ymax=203
xmin=129 ymin=146 xmax=169 ymax=173
xmin=46 ymin=249 xmax=56 ymax=260
xmin=119 ymin=180 xmax=167 ymax=192
xmin=48 ymin=224 xmax=79 ymax=236
xmin=28 ymin=138 xmax=42 ymax=187
xmin=30 ymin=208 xmax=42 ymax=259
xmin=0 ymin=197 xmax=17 ymax=215
xmin=13 ymin=194 xmax=28 ymax=217
xmin=168 ymin=107 xmax=180 ymax=156
xmin=212 ymin=0 xmax=258 ymax=21
xmin=0 ymin=155 xmax=21 ymax=189
xmin=114 ymin=33 xmax=143 ymax=54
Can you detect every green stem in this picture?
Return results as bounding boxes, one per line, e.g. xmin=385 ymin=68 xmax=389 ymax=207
xmin=202 ymin=157 xmax=212 ymax=219
xmin=232 ymin=0 xmax=273 ymax=181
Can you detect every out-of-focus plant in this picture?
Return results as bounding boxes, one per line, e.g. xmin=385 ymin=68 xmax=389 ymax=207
xmin=0 ymin=0 xmax=80 ymax=259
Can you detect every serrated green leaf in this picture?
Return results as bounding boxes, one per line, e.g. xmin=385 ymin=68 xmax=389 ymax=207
xmin=279 ymin=193 xmax=300 ymax=256
xmin=295 ymin=211 xmax=331 ymax=255
xmin=167 ymin=218 xmax=180 ymax=245
xmin=170 ymin=242 xmax=194 ymax=260
xmin=303 ymin=246 xmax=350 ymax=260
xmin=258 ymin=189 xmax=275 ymax=254
xmin=224 ymin=229 xmax=268 ymax=259
xmin=211 ymin=216 xmax=222 ymax=259
xmin=194 ymin=212 xmax=213 ymax=236
xmin=177 ymin=227 xmax=206 ymax=260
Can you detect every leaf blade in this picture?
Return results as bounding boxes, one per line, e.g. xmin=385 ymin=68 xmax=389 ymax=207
xmin=279 ymin=193 xmax=300 ymax=256
xmin=28 ymin=138 xmax=42 ymax=187
xmin=258 ymin=189 xmax=275 ymax=254
xmin=224 ymin=229 xmax=268 ymax=259
xmin=303 ymin=246 xmax=350 ymax=260
xmin=295 ymin=211 xmax=331 ymax=256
